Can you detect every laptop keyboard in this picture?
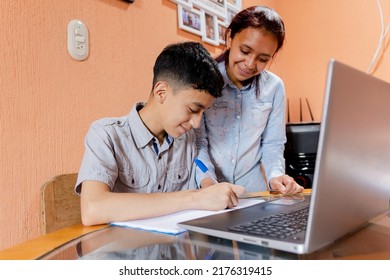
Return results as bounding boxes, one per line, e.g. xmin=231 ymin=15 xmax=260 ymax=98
xmin=229 ymin=206 xmax=309 ymax=240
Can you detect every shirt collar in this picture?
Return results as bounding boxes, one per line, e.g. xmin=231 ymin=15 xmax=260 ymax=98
xmin=128 ymin=102 xmax=174 ymax=150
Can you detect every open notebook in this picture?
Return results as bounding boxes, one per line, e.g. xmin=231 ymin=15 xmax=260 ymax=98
xmin=111 ymin=199 xmax=263 ymax=235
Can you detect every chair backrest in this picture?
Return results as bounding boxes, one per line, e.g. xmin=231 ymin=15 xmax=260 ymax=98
xmin=40 ymin=173 xmax=81 ymax=234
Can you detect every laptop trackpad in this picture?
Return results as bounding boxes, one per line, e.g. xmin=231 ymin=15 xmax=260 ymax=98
xmin=269 ymin=197 xmax=305 ymax=206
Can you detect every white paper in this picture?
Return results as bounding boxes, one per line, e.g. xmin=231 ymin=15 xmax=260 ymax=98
xmin=111 ymin=199 xmax=264 ymax=235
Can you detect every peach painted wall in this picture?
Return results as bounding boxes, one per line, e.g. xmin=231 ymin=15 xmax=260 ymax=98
xmin=1 ymin=0 xmax=389 ymax=251
xmin=246 ymin=0 xmax=390 ymax=122
xmin=0 ymin=0 xmax=225 ymax=251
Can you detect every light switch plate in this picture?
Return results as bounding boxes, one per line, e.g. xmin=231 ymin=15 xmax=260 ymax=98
xmin=67 ymin=19 xmax=89 ymax=61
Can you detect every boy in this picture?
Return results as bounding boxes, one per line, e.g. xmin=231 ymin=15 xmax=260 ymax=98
xmin=75 ymin=42 xmax=245 ymax=226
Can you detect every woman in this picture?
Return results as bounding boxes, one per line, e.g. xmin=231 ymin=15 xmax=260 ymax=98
xmin=196 ymin=6 xmax=303 ymax=194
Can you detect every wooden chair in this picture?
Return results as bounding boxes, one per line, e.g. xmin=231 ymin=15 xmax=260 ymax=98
xmin=40 ymin=173 xmax=81 ymax=235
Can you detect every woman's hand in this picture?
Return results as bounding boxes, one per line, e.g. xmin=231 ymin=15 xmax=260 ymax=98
xmin=269 ymin=175 xmax=304 ymax=194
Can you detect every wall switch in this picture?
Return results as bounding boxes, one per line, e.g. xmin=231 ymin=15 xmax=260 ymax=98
xmin=67 ymin=20 xmax=89 ymax=61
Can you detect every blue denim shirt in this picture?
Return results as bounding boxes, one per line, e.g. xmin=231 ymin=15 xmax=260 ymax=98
xmin=195 ymin=62 xmax=286 ymax=192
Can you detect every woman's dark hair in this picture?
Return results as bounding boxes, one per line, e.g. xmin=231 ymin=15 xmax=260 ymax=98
xmin=153 ymin=41 xmax=223 ymax=98
xmin=216 ymin=6 xmax=285 ymax=63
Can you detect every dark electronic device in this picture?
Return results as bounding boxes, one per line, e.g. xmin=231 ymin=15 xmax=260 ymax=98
xmin=284 ymin=98 xmax=320 ymax=188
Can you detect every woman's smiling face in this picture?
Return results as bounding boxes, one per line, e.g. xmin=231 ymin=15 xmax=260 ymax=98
xmin=226 ymin=27 xmax=278 ymax=88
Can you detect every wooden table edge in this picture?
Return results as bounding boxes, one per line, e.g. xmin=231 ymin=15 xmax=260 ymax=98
xmin=0 ymin=224 xmax=108 ymax=260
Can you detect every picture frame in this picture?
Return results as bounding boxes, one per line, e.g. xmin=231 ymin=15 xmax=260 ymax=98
xmin=178 ymin=5 xmax=203 ymax=36
xmin=192 ymin=0 xmax=227 ymax=20
xmin=225 ymin=6 xmax=238 ymax=25
xmin=171 ymin=0 xmax=236 ymax=46
xmin=201 ymin=11 xmax=219 ymax=46
xmin=170 ymin=0 xmax=192 ymax=8
xmin=226 ymin=0 xmax=241 ymax=12
xmin=217 ymin=20 xmax=228 ymax=45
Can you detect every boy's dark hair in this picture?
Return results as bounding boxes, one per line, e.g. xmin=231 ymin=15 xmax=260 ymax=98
xmin=153 ymin=42 xmax=223 ymax=98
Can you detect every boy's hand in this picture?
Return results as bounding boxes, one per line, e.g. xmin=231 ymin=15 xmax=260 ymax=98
xmin=197 ymin=183 xmax=245 ymax=210
xmin=200 ymin=177 xmax=218 ymax=188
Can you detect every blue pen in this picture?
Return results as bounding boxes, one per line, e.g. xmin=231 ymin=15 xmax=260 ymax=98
xmin=194 ymin=158 xmax=218 ymax=184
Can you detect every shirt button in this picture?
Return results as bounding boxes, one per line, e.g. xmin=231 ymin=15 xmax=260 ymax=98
xmin=158 ymin=185 xmax=161 ymax=190
xmin=158 ymin=155 xmax=162 ymax=160
xmin=237 ymin=115 xmax=241 ymax=119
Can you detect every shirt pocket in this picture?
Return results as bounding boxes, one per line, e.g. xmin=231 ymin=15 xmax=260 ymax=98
xmin=205 ymin=101 xmax=229 ymax=127
xmin=118 ymin=167 xmax=150 ymax=191
xmin=251 ymin=102 xmax=273 ymax=128
xmin=166 ymin=166 xmax=190 ymax=191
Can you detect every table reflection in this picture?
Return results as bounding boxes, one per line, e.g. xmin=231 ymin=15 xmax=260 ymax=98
xmin=40 ymin=226 xmax=297 ymax=260
xmin=38 ymin=210 xmax=390 ymax=260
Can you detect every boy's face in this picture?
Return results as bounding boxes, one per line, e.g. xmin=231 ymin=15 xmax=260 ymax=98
xmin=161 ymin=84 xmax=214 ymax=138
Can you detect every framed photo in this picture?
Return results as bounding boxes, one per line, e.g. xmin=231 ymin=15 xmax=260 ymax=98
xmin=225 ymin=6 xmax=237 ymax=25
xmin=226 ymin=0 xmax=241 ymax=12
xmin=217 ymin=20 xmax=228 ymax=44
xmin=178 ymin=5 xmax=203 ymax=36
xmin=170 ymin=0 xmax=192 ymax=8
xmin=201 ymin=11 xmax=219 ymax=46
xmin=193 ymin=0 xmax=227 ymax=20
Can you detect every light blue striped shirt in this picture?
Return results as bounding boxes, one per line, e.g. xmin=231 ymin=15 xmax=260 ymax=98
xmin=195 ymin=62 xmax=286 ymax=192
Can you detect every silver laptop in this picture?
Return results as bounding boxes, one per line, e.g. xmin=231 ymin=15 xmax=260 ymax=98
xmin=179 ymin=60 xmax=390 ymax=254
